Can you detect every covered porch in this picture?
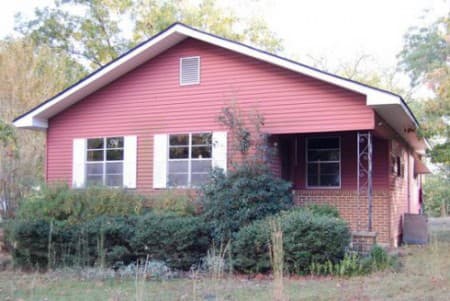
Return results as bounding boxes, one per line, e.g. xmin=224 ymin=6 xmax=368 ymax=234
xmin=271 ymin=130 xmax=390 ymax=248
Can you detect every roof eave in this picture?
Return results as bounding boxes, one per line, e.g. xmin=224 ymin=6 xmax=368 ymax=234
xmin=13 ymin=23 xmax=427 ymax=153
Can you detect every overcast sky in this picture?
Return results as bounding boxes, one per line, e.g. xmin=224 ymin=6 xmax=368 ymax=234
xmin=0 ymin=0 xmax=448 ymax=71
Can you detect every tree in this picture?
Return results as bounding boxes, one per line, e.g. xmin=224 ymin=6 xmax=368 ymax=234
xmin=423 ymin=171 xmax=450 ymax=217
xmin=0 ymin=38 xmax=86 ymax=217
xmin=15 ymin=0 xmax=133 ymax=68
xmin=17 ymin=0 xmax=283 ymax=69
xmin=398 ymin=15 xmax=450 ymax=165
xmin=306 ymin=53 xmax=412 ymax=99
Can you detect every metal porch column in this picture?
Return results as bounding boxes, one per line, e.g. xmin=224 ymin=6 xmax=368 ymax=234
xmin=357 ymin=132 xmax=373 ymax=232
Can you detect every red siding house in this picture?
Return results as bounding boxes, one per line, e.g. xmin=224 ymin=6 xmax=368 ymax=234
xmin=14 ymin=23 xmax=430 ymax=247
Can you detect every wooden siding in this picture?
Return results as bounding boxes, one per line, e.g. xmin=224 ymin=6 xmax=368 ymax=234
xmin=47 ymin=38 xmax=375 ymax=192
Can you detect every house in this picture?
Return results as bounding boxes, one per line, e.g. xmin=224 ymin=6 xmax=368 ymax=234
xmin=13 ymin=23 xmax=430 ymax=247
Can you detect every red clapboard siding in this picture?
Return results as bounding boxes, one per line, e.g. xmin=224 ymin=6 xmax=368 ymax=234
xmin=47 ymin=38 xmax=375 ymax=192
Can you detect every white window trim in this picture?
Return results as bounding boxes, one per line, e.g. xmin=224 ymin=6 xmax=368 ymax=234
xmin=167 ymin=132 xmax=212 ymax=188
xmin=86 ymin=137 xmax=124 ymax=188
xmin=305 ymin=136 xmax=341 ymax=189
xmin=179 ymin=56 xmax=201 ymax=86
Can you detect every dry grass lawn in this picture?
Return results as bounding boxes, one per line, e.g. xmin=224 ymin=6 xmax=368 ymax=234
xmin=0 ymin=218 xmax=449 ymax=301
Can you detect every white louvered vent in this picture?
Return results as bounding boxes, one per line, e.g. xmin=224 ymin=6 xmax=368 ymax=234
xmin=180 ymin=56 xmax=200 ymax=85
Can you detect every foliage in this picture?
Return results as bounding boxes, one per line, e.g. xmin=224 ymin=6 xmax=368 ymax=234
xmin=0 ymin=38 xmax=86 ymax=217
xmin=147 ymin=190 xmax=197 ymax=216
xmin=16 ymin=184 xmax=144 ymax=224
xmin=306 ymin=53 xmax=411 ymax=99
xmin=423 ymin=173 xmax=450 ymax=217
xmin=218 ymin=104 xmax=271 ymax=164
xmin=398 ymin=15 xmax=450 ymax=165
xmin=398 ymin=16 xmax=449 ymax=86
xmin=130 ymin=212 xmax=210 ymax=270
xmin=7 ymin=216 xmax=137 ymax=269
xmin=310 ymin=245 xmax=395 ymax=277
xmin=8 ymin=212 xmax=210 ymax=271
xmin=16 ymin=0 xmax=283 ymax=69
xmin=200 ymin=164 xmax=292 ymax=242
xmin=304 ymin=204 xmax=340 ymax=218
xmin=232 ymin=209 xmax=350 ymax=274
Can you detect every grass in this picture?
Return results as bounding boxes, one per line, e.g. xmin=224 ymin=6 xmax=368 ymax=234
xmin=1 ymin=218 xmax=449 ymax=300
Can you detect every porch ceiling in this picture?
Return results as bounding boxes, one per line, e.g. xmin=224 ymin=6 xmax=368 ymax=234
xmin=371 ymin=104 xmax=429 ymax=155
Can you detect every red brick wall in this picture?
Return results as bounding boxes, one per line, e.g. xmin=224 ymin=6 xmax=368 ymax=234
xmin=293 ymin=190 xmax=391 ymax=245
xmin=388 ymin=139 xmax=421 ymax=246
xmin=292 ymin=137 xmax=422 ymax=247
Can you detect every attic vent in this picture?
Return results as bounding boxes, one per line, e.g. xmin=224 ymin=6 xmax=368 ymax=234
xmin=180 ymin=56 xmax=200 ymax=85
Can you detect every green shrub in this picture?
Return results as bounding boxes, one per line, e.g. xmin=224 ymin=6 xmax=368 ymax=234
xmin=305 ymin=204 xmax=340 ymax=218
xmin=81 ymin=216 xmax=138 ymax=267
xmin=17 ymin=184 xmax=144 ymax=223
xmin=9 ymin=213 xmax=210 ymax=271
xmin=131 ymin=212 xmax=210 ymax=270
xmin=368 ymin=244 xmax=392 ymax=271
xmin=8 ymin=216 xmax=138 ymax=269
xmin=8 ymin=219 xmax=51 ymax=269
xmin=233 ymin=210 xmax=350 ymax=274
xmin=148 ymin=190 xmax=197 ymax=216
xmin=200 ymin=164 xmax=292 ymax=242
xmin=423 ymin=174 xmax=450 ymax=217
xmin=310 ymin=245 xmax=396 ymax=277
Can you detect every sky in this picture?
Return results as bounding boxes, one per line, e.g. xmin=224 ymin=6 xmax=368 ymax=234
xmin=0 ymin=0 xmax=448 ymax=72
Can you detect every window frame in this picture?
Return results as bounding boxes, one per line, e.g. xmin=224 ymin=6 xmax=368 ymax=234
xmin=179 ymin=56 xmax=201 ymax=86
xmin=167 ymin=132 xmax=212 ymax=188
xmin=85 ymin=136 xmax=124 ymax=187
xmin=305 ymin=136 xmax=341 ymax=189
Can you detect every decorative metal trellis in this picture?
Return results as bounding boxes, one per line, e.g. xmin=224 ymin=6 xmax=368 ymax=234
xmin=357 ymin=132 xmax=373 ymax=232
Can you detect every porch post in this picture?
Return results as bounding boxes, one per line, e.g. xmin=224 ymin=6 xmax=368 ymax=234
xmin=357 ymin=132 xmax=373 ymax=232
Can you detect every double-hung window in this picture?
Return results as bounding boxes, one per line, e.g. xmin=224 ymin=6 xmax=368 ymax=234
xmin=168 ymin=133 xmax=212 ymax=187
xmin=306 ymin=137 xmax=340 ymax=188
xmin=86 ymin=137 xmax=124 ymax=187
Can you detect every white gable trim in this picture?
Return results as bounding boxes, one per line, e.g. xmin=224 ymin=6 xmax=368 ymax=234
xmin=13 ymin=23 xmax=426 ymax=152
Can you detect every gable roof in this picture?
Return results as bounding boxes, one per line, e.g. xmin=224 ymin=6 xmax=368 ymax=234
xmin=13 ymin=22 xmax=428 ymax=154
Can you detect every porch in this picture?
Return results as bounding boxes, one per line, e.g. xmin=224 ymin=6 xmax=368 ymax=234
xmin=272 ymin=130 xmax=390 ymax=248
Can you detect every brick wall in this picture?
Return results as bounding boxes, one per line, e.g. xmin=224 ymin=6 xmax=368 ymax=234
xmin=293 ymin=189 xmax=391 ymax=245
xmin=389 ymin=140 xmax=411 ymax=247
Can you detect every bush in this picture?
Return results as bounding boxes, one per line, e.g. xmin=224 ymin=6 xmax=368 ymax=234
xmin=200 ymin=163 xmax=292 ymax=242
xmin=310 ymin=245 xmax=396 ymax=277
xmin=131 ymin=212 xmax=210 ymax=270
xmin=304 ymin=204 xmax=340 ymax=218
xmin=17 ymin=184 xmax=144 ymax=224
xmin=8 ymin=216 xmax=138 ymax=269
xmin=8 ymin=219 xmax=52 ymax=269
xmin=9 ymin=212 xmax=210 ymax=271
xmin=147 ymin=190 xmax=197 ymax=216
xmin=233 ymin=210 xmax=350 ymax=274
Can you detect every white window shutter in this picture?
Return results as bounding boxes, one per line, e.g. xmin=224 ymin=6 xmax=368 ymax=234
xmin=212 ymin=131 xmax=227 ymax=173
xmin=153 ymin=134 xmax=168 ymax=188
xmin=123 ymin=135 xmax=137 ymax=189
xmin=72 ymin=138 xmax=86 ymax=188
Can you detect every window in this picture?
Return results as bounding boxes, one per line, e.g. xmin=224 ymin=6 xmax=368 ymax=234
xmin=392 ymin=155 xmax=403 ymax=177
xmin=86 ymin=137 xmax=124 ymax=187
xmin=180 ymin=57 xmax=200 ymax=85
xmin=306 ymin=137 xmax=340 ymax=188
xmin=168 ymin=133 xmax=212 ymax=187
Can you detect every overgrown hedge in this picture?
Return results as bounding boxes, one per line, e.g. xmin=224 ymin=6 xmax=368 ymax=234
xmin=17 ymin=184 xmax=145 ymax=224
xmin=232 ymin=209 xmax=351 ymax=274
xmin=8 ymin=213 xmax=210 ymax=270
xmin=131 ymin=213 xmax=210 ymax=270
xmin=9 ymin=178 xmax=352 ymax=274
